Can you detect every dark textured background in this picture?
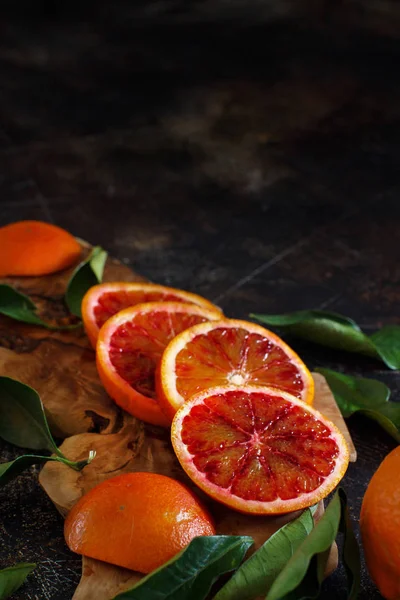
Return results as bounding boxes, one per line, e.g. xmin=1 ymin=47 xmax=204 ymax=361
xmin=1 ymin=2 xmax=399 ymax=598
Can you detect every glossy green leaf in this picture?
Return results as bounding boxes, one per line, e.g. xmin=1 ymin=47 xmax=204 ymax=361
xmin=315 ymin=368 xmax=390 ymax=415
xmin=265 ymin=491 xmax=342 ymax=600
xmin=0 ymin=450 xmax=96 ymax=487
xmin=0 ymin=563 xmax=36 ymax=599
xmin=251 ymin=310 xmax=360 ymax=330
xmin=250 ymin=310 xmax=377 ymax=357
xmin=370 ymin=325 xmax=400 ymax=370
xmin=65 ymin=246 xmax=107 ymax=317
xmin=316 ymin=368 xmax=400 ymax=442
xmin=0 ymin=284 xmax=80 ymax=330
xmin=0 ymin=376 xmax=96 ymax=485
xmin=338 ymin=489 xmax=360 ymax=600
xmin=0 ymin=376 xmax=59 ymax=452
xmin=0 ymin=284 xmax=49 ymax=327
xmin=0 ymin=454 xmax=55 ymax=486
xmin=214 ymin=510 xmax=314 ymax=600
xmin=113 ymin=536 xmax=254 ymax=600
xmin=251 ymin=310 xmax=400 ymax=370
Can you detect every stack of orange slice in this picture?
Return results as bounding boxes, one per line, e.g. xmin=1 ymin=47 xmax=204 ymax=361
xmin=82 ymin=281 xmax=349 ymax=515
xmin=82 ymin=282 xmax=223 ymax=348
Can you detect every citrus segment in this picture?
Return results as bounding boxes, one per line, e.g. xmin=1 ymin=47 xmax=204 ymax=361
xmin=82 ymin=282 xmax=222 ymax=347
xmin=171 ymin=385 xmax=349 ymax=514
xmin=158 ymin=319 xmax=314 ymax=419
xmin=64 ymin=472 xmax=215 ymax=574
xmin=96 ymin=302 xmax=221 ymax=426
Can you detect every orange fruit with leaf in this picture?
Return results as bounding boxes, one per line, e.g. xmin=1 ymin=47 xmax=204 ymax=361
xmin=361 ymin=446 xmax=400 ymax=600
xmin=64 ymin=472 xmax=215 ymax=573
xmin=0 ymin=220 xmax=81 ymax=276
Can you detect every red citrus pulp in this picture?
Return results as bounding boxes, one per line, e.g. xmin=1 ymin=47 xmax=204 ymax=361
xmin=82 ymin=282 xmax=222 ymax=347
xmin=96 ymin=302 xmax=221 ymax=426
xmin=158 ymin=319 xmax=314 ymax=420
xmin=172 ymin=385 xmax=349 ymax=514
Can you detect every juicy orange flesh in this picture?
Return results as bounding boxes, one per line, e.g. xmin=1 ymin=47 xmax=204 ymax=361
xmin=109 ymin=311 xmax=210 ymax=398
xmin=95 ymin=291 xmax=192 ymax=329
xmin=175 ymin=327 xmax=306 ymax=401
xmin=181 ymin=390 xmax=339 ymax=502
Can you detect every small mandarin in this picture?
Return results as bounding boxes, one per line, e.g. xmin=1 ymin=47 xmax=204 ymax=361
xmin=64 ymin=472 xmax=215 ymax=574
xmin=0 ymin=220 xmax=81 ymax=277
xmin=361 ymin=446 xmax=400 ymax=600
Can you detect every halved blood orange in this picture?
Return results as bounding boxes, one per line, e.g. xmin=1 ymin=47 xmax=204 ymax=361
xmin=171 ymin=385 xmax=349 ymax=515
xmin=82 ymin=282 xmax=222 ymax=347
xmin=96 ymin=302 xmax=221 ymax=427
xmin=157 ymin=319 xmax=314 ymax=420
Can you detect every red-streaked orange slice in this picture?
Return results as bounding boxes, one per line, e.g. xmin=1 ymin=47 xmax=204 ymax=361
xmin=157 ymin=319 xmax=314 ymax=420
xmin=96 ymin=302 xmax=221 ymax=427
xmin=82 ymin=282 xmax=222 ymax=347
xmin=172 ymin=385 xmax=349 ymax=515
xmin=0 ymin=220 xmax=82 ymax=276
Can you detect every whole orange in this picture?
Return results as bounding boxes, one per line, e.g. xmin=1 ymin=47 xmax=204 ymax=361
xmin=64 ymin=472 xmax=215 ymax=574
xmin=360 ymin=446 xmax=400 ymax=600
xmin=0 ymin=220 xmax=81 ymax=276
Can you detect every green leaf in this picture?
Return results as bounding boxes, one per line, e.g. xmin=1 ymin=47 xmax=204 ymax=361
xmin=251 ymin=310 xmax=400 ymax=370
xmin=0 ymin=284 xmax=50 ymax=327
xmin=0 ymin=284 xmax=80 ymax=330
xmin=251 ymin=310 xmax=361 ymax=330
xmin=0 ymin=376 xmax=96 ymax=484
xmin=265 ymin=491 xmax=342 ymax=600
xmin=315 ymin=368 xmax=390 ymax=416
xmin=0 ymin=563 xmax=36 ymax=599
xmin=370 ymin=325 xmax=400 ymax=370
xmin=0 ymin=450 xmax=96 ymax=487
xmin=0 ymin=454 xmax=55 ymax=486
xmin=250 ymin=311 xmax=377 ymax=357
xmin=65 ymin=246 xmax=107 ymax=317
xmin=113 ymin=536 xmax=254 ymax=600
xmin=0 ymin=376 xmax=59 ymax=452
xmin=338 ymin=489 xmax=360 ymax=600
xmin=316 ymin=368 xmax=400 ymax=442
xmin=214 ymin=510 xmax=314 ymax=600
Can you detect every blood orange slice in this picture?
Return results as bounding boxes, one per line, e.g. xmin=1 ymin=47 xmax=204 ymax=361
xmin=82 ymin=282 xmax=222 ymax=347
xmin=172 ymin=385 xmax=349 ymax=514
xmin=158 ymin=319 xmax=314 ymax=419
xmin=96 ymin=302 xmax=221 ymax=427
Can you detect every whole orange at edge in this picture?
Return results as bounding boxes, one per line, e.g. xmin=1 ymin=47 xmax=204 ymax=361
xmin=360 ymin=446 xmax=400 ymax=600
xmin=64 ymin=472 xmax=215 ymax=574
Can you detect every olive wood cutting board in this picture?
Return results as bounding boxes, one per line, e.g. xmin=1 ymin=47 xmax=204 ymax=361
xmin=0 ymin=244 xmax=357 ymax=600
